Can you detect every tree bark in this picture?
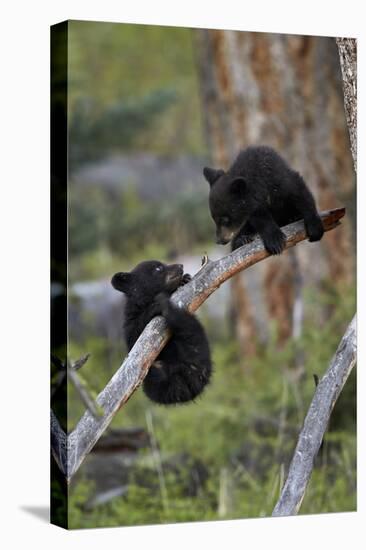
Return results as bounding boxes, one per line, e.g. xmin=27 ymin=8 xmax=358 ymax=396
xmin=336 ymin=38 xmax=357 ymax=171
xmin=51 ymin=409 xmax=68 ymax=475
xmin=51 ymin=208 xmax=345 ymax=481
xmin=195 ymin=30 xmax=354 ymax=351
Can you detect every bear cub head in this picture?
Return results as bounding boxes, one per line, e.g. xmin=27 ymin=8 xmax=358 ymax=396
xmin=203 ymin=166 xmax=256 ymax=245
xmin=111 ymin=260 xmax=184 ymax=300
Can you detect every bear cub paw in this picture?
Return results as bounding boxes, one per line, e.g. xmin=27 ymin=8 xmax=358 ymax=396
xmin=263 ymin=228 xmax=286 ymax=255
xmin=305 ymin=216 xmax=324 ymax=242
xmin=180 ymin=273 xmax=192 ymax=285
xmin=232 ymin=233 xmax=256 ymax=250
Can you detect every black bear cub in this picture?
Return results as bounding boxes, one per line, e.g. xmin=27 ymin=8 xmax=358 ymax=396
xmin=203 ymin=145 xmax=324 ymax=255
xmin=111 ymin=260 xmax=212 ymax=405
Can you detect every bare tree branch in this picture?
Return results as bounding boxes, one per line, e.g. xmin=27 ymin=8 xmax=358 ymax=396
xmin=50 ymin=409 xmax=68 ymax=476
xmin=51 ymin=353 xmax=102 ymax=419
xmin=71 ymin=353 xmax=91 ymax=371
xmin=51 ymin=208 xmax=345 ymax=481
xmin=67 ymin=365 xmax=103 ymax=419
xmin=272 ymin=314 xmax=356 ymax=517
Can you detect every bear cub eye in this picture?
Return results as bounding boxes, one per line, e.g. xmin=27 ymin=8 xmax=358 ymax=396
xmin=155 ymin=265 xmax=163 ymax=272
xmin=221 ymin=216 xmax=230 ymax=226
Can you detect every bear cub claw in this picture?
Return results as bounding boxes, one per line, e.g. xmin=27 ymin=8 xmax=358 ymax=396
xmin=232 ymin=233 xmax=256 ymax=250
xmin=180 ymin=273 xmax=192 ymax=285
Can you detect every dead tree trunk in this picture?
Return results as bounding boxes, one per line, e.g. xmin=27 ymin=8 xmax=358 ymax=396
xmin=195 ymin=30 xmax=354 ymax=354
xmin=272 ymin=314 xmax=356 ymax=516
xmin=336 ymin=38 xmax=357 ymax=171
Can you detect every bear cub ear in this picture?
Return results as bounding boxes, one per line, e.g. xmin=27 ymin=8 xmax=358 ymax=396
xmin=230 ymin=177 xmax=247 ymax=196
xmin=203 ymin=167 xmax=225 ymax=186
xmin=111 ymin=272 xmax=132 ymax=293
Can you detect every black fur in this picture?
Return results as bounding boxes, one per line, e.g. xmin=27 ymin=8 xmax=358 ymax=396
xmin=203 ymin=146 xmax=324 ymax=255
xmin=111 ymin=260 xmax=212 ymax=405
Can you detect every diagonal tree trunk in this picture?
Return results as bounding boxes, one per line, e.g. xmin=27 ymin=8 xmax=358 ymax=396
xmin=272 ymin=314 xmax=356 ymax=516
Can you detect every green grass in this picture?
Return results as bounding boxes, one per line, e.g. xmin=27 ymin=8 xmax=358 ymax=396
xmin=66 ymin=282 xmax=356 ymax=528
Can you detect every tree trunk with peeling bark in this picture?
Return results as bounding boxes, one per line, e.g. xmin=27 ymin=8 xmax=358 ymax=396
xmin=336 ymin=38 xmax=357 ymax=171
xmin=195 ymin=30 xmax=354 ymax=355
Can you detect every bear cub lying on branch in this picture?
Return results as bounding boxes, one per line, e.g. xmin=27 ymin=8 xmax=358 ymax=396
xmin=203 ymin=145 xmax=324 ymax=255
xmin=111 ymin=261 xmax=212 ymax=405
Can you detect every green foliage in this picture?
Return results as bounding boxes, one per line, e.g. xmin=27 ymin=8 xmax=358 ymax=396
xmin=68 ymin=284 xmax=356 ymax=527
xmin=67 ymin=335 xmax=122 ymax=430
xmin=301 ymin=449 xmax=356 ymax=515
xmin=69 ymin=89 xmax=177 ymax=168
xmin=68 ymin=21 xmax=205 ymax=160
xmin=51 ymin=465 xmax=68 ymax=528
xmin=68 ymin=476 xmax=218 ymax=529
xmin=68 ymin=183 xmax=213 ymax=281
xmin=66 ymin=20 xmax=211 ymax=281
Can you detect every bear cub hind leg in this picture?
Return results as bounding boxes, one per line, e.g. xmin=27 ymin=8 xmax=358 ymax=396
xmin=146 ymin=292 xmax=212 ymax=404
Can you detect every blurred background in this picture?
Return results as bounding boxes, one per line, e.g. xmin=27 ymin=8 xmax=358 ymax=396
xmin=56 ymin=21 xmax=356 ymax=527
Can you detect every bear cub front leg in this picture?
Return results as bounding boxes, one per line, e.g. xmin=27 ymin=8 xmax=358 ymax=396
xmin=155 ymin=291 xmax=174 ymax=318
xmin=250 ymin=208 xmax=287 ymax=255
xmin=231 ymin=223 xmax=256 ymax=250
xmin=304 ymin=215 xmax=324 ymax=242
xmin=155 ymin=291 xmax=191 ymax=329
xmin=261 ymin=226 xmax=287 ymax=255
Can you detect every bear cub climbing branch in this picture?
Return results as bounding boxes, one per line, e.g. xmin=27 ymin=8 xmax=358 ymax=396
xmin=111 ymin=261 xmax=212 ymax=405
xmin=203 ymin=145 xmax=324 ymax=255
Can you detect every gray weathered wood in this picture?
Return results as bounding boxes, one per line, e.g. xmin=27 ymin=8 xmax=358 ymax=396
xmin=67 ymin=366 xmax=103 ymax=419
xmin=336 ymin=38 xmax=357 ymax=171
xmin=51 ymin=208 xmax=345 ymax=481
xmin=71 ymin=353 xmax=91 ymax=371
xmin=272 ymin=314 xmax=356 ymax=516
xmin=50 ymin=409 xmax=68 ymax=476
